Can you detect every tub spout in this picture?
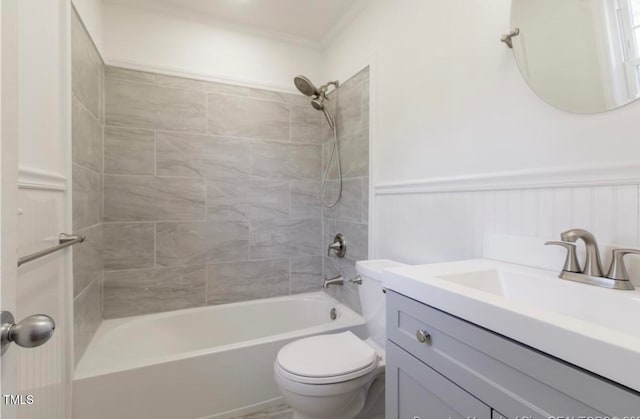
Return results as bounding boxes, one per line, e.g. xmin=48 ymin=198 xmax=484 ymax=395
xmin=322 ymin=275 xmax=343 ymax=289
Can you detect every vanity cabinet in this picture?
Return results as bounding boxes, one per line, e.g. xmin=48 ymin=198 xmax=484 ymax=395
xmin=385 ymin=290 xmax=640 ymax=419
xmin=387 ymin=341 xmax=491 ymax=419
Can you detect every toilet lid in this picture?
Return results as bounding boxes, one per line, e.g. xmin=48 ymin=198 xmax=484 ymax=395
xmin=277 ymin=331 xmax=378 ymax=381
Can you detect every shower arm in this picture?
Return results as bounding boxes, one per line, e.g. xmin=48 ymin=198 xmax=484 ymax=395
xmin=324 ymin=80 xmax=339 ymax=88
xmin=318 ymin=81 xmax=340 ymax=96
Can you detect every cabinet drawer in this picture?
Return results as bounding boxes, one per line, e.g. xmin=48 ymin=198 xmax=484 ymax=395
xmin=386 ymin=340 xmax=491 ymax=419
xmin=387 ymin=290 xmax=640 ymax=418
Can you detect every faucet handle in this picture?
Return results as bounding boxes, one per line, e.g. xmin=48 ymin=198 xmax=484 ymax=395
xmin=327 ymin=233 xmax=346 ymax=258
xmin=606 ymin=248 xmax=640 ymax=281
xmin=545 ymin=241 xmax=581 ymax=273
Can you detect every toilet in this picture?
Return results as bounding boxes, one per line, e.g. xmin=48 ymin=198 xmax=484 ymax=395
xmin=274 ymin=260 xmax=405 ymax=419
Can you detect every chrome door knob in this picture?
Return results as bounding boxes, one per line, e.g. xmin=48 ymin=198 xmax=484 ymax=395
xmin=1 ymin=311 xmax=55 ymax=355
xmin=416 ymin=329 xmax=431 ymax=344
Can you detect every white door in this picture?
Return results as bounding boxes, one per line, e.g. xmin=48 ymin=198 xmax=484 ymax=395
xmin=1 ymin=1 xmax=22 ymax=417
xmin=1 ymin=0 xmax=73 ymax=418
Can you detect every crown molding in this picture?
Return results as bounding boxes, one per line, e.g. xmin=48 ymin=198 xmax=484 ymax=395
xmin=320 ymin=0 xmax=369 ymax=49
xmin=104 ymin=57 xmax=300 ymax=94
xmin=103 ymin=0 xmax=325 ymax=50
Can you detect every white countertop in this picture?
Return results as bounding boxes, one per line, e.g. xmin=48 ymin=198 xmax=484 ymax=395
xmin=383 ymin=259 xmax=640 ymax=392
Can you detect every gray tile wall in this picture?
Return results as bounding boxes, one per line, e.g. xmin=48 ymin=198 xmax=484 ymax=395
xmin=71 ymin=9 xmax=104 ymax=366
xmin=102 ymin=66 xmax=328 ymax=318
xmin=322 ymin=68 xmax=370 ymax=313
xmin=71 ymin=11 xmax=369 ymax=369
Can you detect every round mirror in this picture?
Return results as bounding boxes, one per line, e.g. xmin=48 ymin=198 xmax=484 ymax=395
xmin=510 ymin=0 xmax=640 ymax=113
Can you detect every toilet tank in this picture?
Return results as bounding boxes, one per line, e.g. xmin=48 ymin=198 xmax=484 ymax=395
xmin=355 ymin=260 xmax=406 ymax=348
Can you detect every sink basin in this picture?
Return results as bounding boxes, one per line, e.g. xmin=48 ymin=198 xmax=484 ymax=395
xmin=435 ymin=268 xmax=640 ymax=338
xmin=383 ymin=259 xmax=640 ymax=391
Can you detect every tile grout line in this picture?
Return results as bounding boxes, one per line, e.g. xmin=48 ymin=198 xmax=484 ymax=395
xmin=153 ymin=130 xmax=157 ymax=177
xmin=288 ymin=180 xmax=293 ymax=294
xmin=102 ymin=124 xmax=320 ymax=146
xmin=72 ymin=90 xmax=102 ymax=125
xmin=107 ymin=71 xmax=302 ymax=105
xmin=637 ymin=184 xmax=640 ymax=246
xmin=153 ymin=221 xmax=157 ymax=270
xmin=204 ymin=263 xmax=209 ymax=306
xmin=101 ymin=65 xmax=106 ymax=319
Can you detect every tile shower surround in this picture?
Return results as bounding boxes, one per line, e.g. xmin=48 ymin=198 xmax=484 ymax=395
xmin=72 ymin=11 xmax=371 ymax=367
xmin=101 ymin=66 xmax=365 ymax=318
xmin=71 ymin=9 xmax=104 ymax=365
xmin=70 ymin=9 xmax=370 ymax=327
xmin=321 ymin=68 xmax=370 ymax=313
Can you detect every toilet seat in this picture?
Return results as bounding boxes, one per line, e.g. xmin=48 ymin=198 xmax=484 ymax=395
xmin=276 ymin=331 xmax=379 ymax=385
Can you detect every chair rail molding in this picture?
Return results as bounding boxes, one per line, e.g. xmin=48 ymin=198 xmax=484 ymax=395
xmin=375 ymin=162 xmax=640 ymax=195
xmin=18 ymin=167 xmax=67 ymax=192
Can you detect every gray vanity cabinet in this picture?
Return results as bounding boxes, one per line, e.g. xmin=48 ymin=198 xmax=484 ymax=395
xmin=386 ymin=340 xmax=491 ymax=419
xmin=385 ymin=290 xmax=640 ymax=419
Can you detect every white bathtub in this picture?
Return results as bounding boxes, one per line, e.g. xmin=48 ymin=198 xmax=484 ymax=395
xmin=72 ymin=292 xmax=366 ymax=419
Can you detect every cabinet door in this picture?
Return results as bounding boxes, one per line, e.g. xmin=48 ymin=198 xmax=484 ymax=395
xmin=386 ymin=341 xmax=491 ymax=419
xmin=387 ymin=291 xmax=639 ymax=418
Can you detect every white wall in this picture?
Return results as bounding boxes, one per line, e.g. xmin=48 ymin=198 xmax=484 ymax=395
xmin=323 ymin=0 xmax=640 ymax=269
xmin=70 ymin=0 xmax=640 ymax=270
xmin=323 ymin=0 xmax=640 ymax=184
xmin=19 ymin=0 xmax=68 ymax=178
xmin=102 ymin=2 xmax=324 ymax=91
xmin=72 ymin=0 xmax=104 ymax=54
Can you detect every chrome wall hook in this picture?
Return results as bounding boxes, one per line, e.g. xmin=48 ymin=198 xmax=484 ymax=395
xmin=501 ymin=28 xmax=520 ymax=48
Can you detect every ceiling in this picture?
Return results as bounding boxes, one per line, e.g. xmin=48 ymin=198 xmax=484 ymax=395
xmin=107 ymin=0 xmax=365 ymax=45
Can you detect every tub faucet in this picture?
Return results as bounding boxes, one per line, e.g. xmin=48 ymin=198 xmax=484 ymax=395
xmin=322 ymin=275 xmax=343 ymax=289
xmin=559 ymin=228 xmax=604 ymax=277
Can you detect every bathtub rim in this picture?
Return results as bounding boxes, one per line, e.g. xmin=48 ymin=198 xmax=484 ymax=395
xmin=74 ymin=291 xmax=365 ymax=380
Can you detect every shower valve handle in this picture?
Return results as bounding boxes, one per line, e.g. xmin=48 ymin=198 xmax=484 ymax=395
xmin=327 ymin=234 xmax=346 ymax=258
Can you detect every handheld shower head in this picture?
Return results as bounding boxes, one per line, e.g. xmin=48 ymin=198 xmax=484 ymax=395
xmin=293 ymin=75 xmax=341 ymax=208
xmin=311 ymin=96 xmax=325 ymax=110
xmin=294 ymin=75 xmax=320 ymax=97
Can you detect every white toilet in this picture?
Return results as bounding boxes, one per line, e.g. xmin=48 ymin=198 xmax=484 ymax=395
xmin=274 ymin=260 xmax=405 ymax=419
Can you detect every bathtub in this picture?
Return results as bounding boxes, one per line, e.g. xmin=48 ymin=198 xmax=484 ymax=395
xmin=72 ymin=292 xmax=366 ymax=419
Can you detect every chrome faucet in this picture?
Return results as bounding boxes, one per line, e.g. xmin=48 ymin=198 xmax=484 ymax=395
xmin=559 ymin=228 xmax=604 ymax=277
xmin=546 ymin=228 xmax=637 ymax=290
xmin=322 ymin=275 xmax=344 ymax=289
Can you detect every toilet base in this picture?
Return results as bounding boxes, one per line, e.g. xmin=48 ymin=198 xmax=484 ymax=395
xmin=278 ymin=371 xmax=385 ymax=419
xmin=354 ymin=375 xmax=384 ymax=419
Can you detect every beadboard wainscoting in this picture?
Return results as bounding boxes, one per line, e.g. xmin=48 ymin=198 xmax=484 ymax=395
xmin=374 ymin=165 xmax=640 ymax=287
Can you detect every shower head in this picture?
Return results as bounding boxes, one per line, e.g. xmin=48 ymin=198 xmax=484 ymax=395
xmin=294 ymin=75 xmax=321 ymax=97
xmin=295 ymin=76 xmax=341 ymax=208
xmin=293 ymin=75 xmax=338 ymax=129
xmin=311 ymin=96 xmax=325 ymax=110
